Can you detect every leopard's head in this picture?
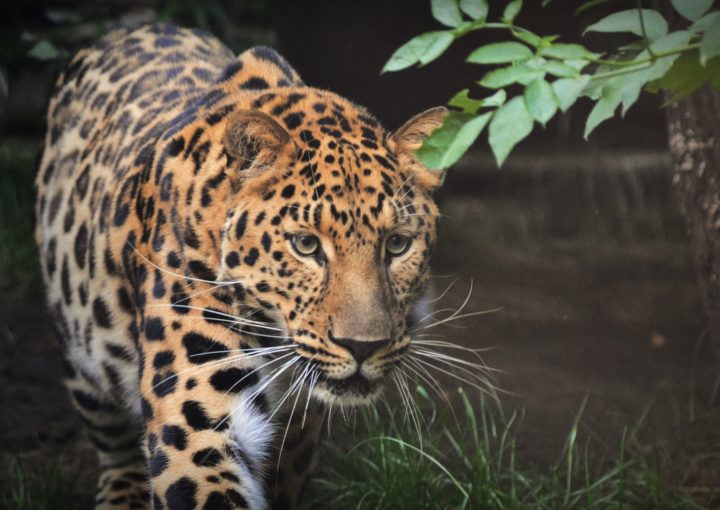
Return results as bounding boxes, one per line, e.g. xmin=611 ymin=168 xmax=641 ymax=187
xmin=219 ymin=92 xmax=447 ymax=405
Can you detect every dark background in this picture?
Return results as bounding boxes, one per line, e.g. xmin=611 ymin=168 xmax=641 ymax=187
xmin=2 ymin=0 xmax=668 ymax=145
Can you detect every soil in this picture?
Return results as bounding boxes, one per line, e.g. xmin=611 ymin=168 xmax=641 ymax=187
xmin=1 ymin=149 xmax=718 ymax=503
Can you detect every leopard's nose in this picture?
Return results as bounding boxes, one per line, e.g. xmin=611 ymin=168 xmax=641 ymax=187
xmin=332 ymin=337 xmax=391 ymax=363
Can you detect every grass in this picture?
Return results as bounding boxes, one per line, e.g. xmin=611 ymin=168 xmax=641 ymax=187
xmin=1 ymin=390 xmax=715 ymax=510
xmin=0 ymin=139 xmax=40 ymax=291
xmin=2 ymin=457 xmax=91 ymax=510
xmin=306 ymin=387 xmax=713 ymax=510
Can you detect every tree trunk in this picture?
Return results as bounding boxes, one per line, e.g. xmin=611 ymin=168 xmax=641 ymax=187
xmin=665 ymin=84 xmax=720 ymax=348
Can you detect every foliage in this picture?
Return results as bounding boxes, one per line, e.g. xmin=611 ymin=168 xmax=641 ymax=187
xmin=383 ymin=0 xmax=720 ymax=168
xmin=3 ymin=457 xmax=90 ymax=510
xmin=0 ymin=0 xmax=275 ymax=114
xmin=307 ymin=387 xmax=708 ymax=509
xmin=0 ymin=141 xmax=40 ymax=289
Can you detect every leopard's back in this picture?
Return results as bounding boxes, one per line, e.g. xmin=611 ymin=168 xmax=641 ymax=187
xmin=35 ymin=22 xmax=307 ymax=400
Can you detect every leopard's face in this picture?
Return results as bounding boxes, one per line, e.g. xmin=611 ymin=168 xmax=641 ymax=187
xmin=219 ymin=102 xmax=446 ymax=405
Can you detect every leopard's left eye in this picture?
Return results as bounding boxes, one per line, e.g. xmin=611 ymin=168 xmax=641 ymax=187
xmin=291 ymin=233 xmax=321 ymax=257
xmin=386 ymin=234 xmax=412 ymax=257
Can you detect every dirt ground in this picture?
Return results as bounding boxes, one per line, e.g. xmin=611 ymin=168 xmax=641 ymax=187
xmin=1 ymin=149 xmax=718 ymax=501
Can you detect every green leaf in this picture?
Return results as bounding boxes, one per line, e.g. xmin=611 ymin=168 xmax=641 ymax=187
xmin=576 ymin=0 xmax=617 ymax=15
xmin=432 ymin=0 xmax=463 ymax=28
xmin=467 ymin=42 xmax=533 ymax=64
xmin=713 ymin=61 xmax=720 ymax=89
xmin=482 ymin=89 xmax=508 ymax=107
xmin=513 ymin=30 xmax=543 ymax=47
xmin=700 ymin=14 xmax=720 ymax=65
xmin=690 ymin=11 xmax=720 ymax=33
xmin=27 ymin=40 xmax=60 ymax=61
xmin=503 ymin=0 xmax=523 ymax=22
xmin=448 ymin=89 xmax=506 ymax=113
xmin=647 ymin=52 xmax=720 ymax=104
xmin=524 ymin=78 xmax=558 ymax=125
xmin=564 ymin=59 xmax=591 ymax=72
xmin=619 ymin=30 xmax=692 ymax=115
xmin=552 ymin=75 xmax=591 ymax=112
xmin=420 ymin=32 xmax=456 ymax=65
xmin=479 ymin=64 xmax=541 ymax=88
xmin=459 ymin=0 xmax=488 ymax=21
xmin=584 ymin=9 xmax=668 ymax=42
xmin=448 ymin=89 xmax=485 ymax=113
xmin=542 ymin=60 xmax=580 ymax=78
xmin=670 ymin=0 xmax=714 ymax=22
xmin=539 ymin=43 xmax=591 ymax=60
xmin=582 ymin=63 xmax=615 ymax=99
xmin=584 ymin=81 xmax=622 ymax=138
xmin=382 ymin=31 xmax=454 ymax=72
xmin=488 ymin=96 xmax=534 ymax=166
xmin=416 ymin=111 xmax=492 ymax=169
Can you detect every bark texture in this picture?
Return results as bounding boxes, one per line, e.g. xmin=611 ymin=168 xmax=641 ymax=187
xmin=666 ymin=84 xmax=720 ymax=347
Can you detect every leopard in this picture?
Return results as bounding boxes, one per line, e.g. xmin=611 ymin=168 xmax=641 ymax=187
xmin=35 ymin=23 xmax=447 ymax=509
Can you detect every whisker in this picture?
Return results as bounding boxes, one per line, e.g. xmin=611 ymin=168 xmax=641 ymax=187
xmin=223 ymin=352 xmax=297 ymax=397
xmin=131 ymin=243 xmax=241 ymax=286
xmin=133 ymin=348 xmax=292 ymax=408
xmin=186 ymin=345 xmax=293 ymax=359
xmin=410 ymin=279 xmax=474 ymax=330
xmin=301 ymin=369 xmax=320 ymax=429
xmin=268 ymin=360 xmax=310 ymax=425
xmin=213 ymin=356 xmax=301 ymax=433
xmin=409 ymin=355 xmax=495 ymax=395
xmin=273 ymin=359 xmax=317 ymax=473
xmin=326 ymin=399 xmax=335 ymax=439
xmin=401 ymin=359 xmax=450 ymax=408
xmin=147 ymin=314 xmax=291 ymax=341
xmin=426 ymin=278 xmax=459 ymax=304
xmin=397 ymin=369 xmax=424 ymax=443
xmin=402 ymin=358 xmax=464 ymax=432
xmin=410 ymin=308 xmax=503 ymax=333
xmin=392 ymin=369 xmax=422 ymax=446
xmin=413 ymin=339 xmax=493 ymax=355
xmin=173 ymin=279 xmax=242 ymax=307
xmin=411 ymin=351 xmax=496 ymax=386
xmin=412 ymin=348 xmax=498 ymax=375
xmin=147 ymin=303 xmax=283 ymax=331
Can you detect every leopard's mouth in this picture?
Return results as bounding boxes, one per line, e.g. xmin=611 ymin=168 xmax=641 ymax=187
xmin=313 ymin=371 xmax=383 ymax=405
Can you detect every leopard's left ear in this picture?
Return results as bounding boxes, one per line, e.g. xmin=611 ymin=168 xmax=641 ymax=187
xmin=389 ymin=106 xmax=448 ymax=189
xmin=223 ymin=110 xmax=298 ymax=180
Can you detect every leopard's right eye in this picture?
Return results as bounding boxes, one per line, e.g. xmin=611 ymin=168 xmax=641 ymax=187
xmin=385 ymin=233 xmax=412 ymax=257
xmin=290 ymin=233 xmax=321 ymax=257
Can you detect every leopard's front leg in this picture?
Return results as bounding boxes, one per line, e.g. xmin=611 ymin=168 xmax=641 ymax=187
xmin=267 ymin=402 xmax=325 ymax=510
xmin=140 ymin=293 xmax=284 ymax=509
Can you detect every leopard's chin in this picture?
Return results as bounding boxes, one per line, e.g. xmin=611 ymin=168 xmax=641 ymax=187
xmin=312 ymin=373 xmax=384 ymax=406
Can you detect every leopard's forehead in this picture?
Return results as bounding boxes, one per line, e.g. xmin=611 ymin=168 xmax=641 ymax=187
xmin=246 ymin=88 xmax=391 ymax=157
xmin=235 ymin=90 xmax=422 ymax=236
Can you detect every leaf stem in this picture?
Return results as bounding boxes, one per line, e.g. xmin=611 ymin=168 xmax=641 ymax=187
xmin=454 ymin=20 xmax=700 ymax=69
xmin=588 ymin=43 xmax=700 ymax=80
xmin=452 ymin=21 xmax=541 ymax=40
xmin=590 ymin=63 xmax=651 ymax=81
xmin=636 ymin=0 xmax=656 ymax=59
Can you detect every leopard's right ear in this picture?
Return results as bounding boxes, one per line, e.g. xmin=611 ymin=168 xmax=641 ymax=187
xmin=389 ymin=107 xmax=448 ymax=189
xmin=223 ymin=110 xmax=298 ymax=177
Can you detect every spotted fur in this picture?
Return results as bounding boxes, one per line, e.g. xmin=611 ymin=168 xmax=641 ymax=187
xmin=35 ymin=23 xmax=446 ymax=509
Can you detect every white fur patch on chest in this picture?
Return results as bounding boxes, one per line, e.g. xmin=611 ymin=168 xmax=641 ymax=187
xmin=228 ymin=393 xmax=276 ymax=510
